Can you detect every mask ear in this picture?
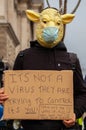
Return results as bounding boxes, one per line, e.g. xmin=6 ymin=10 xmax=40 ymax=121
xmin=25 ymin=10 xmax=40 ymax=22
xmin=61 ymin=14 xmax=75 ymax=24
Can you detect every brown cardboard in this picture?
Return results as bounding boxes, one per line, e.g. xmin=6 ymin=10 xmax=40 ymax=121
xmin=3 ymin=70 xmax=74 ymax=120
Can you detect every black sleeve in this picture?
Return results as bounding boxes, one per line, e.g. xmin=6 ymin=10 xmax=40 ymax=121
xmin=74 ymin=57 xmax=86 ymax=118
xmin=13 ymin=51 xmax=24 ymax=70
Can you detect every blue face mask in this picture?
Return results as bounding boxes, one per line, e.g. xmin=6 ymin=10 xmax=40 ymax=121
xmin=42 ymin=27 xmax=58 ymax=43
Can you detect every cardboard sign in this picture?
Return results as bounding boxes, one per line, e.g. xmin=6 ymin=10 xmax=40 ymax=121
xmin=3 ymin=70 xmax=74 ymax=120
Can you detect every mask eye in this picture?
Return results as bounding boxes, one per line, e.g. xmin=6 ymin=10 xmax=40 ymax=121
xmin=55 ymin=19 xmax=61 ymax=26
xmin=56 ymin=21 xmax=61 ymax=25
xmin=42 ymin=18 xmax=48 ymax=24
xmin=43 ymin=20 xmax=47 ymax=24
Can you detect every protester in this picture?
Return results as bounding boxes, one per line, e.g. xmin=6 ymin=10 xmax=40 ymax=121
xmin=0 ymin=7 xmax=86 ymax=130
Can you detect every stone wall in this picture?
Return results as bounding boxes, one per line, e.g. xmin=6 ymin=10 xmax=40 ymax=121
xmin=0 ymin=0 xmax=43 ymax=68
xmin=0 ymin=23 xmax=20 ymax=68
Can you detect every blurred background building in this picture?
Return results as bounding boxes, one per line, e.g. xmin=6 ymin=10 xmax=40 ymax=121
xmin=0 ymin=0 xmax=43 ymax=69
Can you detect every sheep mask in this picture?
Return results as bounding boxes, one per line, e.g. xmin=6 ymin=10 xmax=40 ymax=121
xmin=26 ymin=8 xmax=75 ymax=48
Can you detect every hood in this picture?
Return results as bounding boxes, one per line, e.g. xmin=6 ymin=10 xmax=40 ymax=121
xmin=30 ymin=40 xmax=67 ymax=51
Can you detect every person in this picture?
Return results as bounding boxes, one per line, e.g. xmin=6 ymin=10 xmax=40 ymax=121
xmin=0 ymin=59 xmax=4 ymax=88
xmin=0 ymin=7 xmax=86 ymax=130
xmin=84 ymin=116 xmax=86 ymax=130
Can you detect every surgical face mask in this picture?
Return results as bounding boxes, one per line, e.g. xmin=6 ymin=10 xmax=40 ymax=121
xmin=42 ymin=27 xmax=58 ymax=44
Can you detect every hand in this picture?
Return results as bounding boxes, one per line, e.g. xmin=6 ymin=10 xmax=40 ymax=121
xmin=63 ymin=113 xmax=76 ymax=127
xmin=0 ymin=87 xmax=9 ymax=104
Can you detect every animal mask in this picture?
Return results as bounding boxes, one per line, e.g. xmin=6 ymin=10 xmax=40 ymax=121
xmin=26 ymin=8 xmax=75 ymax=48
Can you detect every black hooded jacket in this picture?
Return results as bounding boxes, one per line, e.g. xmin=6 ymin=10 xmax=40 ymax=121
xmin=13 ymin=40 xmax=86 ymax=130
